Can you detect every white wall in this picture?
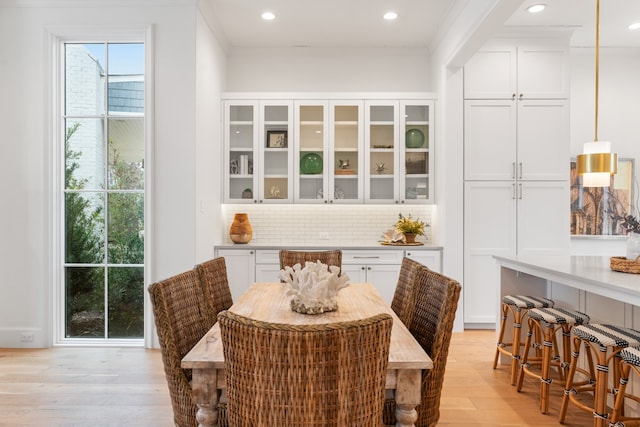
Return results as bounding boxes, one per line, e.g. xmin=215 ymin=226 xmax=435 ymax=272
xmin=195 ymin=7 xmax=227 ymax=262
xmin=0 ymin=2 xmax=225 ymax=347
xmin=569 ymin=47 xmax=640 ymax=255
xmin=225 ymin=47 xmax=431 ymax=92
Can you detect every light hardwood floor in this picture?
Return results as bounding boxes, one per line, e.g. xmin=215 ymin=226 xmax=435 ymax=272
xmin=0 ymin=330 xmax=596 ymax=426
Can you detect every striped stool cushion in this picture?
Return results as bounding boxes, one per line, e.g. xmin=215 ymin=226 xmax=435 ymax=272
xmin=573 ymin=324 xmax=640 ymax=348
xmin=619 ymin=346 xmax=640 ymax=367
xmin=528 ymin=307 xmax=590 ymax=326
xmin=502 ymin=295 xmax=554 ymax=309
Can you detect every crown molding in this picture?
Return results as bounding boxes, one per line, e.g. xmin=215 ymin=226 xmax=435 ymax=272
xmin=2 ymin=0 xmax=196 ymax=7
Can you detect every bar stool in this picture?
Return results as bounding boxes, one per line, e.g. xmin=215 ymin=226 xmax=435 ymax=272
xmin=610 ymin=346 xmax=640 ymax=427
xmin=560 ymin=324 xmax=640 ymax=427
xmin=516 ymin=306 xmax=590 ymax=413
xmin=493 ymin=295 xmax=554 ymax=385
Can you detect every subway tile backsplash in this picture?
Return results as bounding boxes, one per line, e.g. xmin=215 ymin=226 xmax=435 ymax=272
xmin=222 ymin=204 xmax=433 ymax=245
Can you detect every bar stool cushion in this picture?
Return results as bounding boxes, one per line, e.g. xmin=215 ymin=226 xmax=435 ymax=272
xmin=573 ymin=324 xmax=640 ymax=348
xmin=619 ymin=346 xmax=640 ymax=366
xmin=502 ymin=295 xmax=554 ymax=309
xmin=528 ymin=307 xmax=590 ymax=325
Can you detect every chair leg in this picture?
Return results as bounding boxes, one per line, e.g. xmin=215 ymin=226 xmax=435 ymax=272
xmin=560 ymin=336 xmax=582 ymax=423
xmin=611 ymin=362 xmax=631 ymax=425
xmin=493 ymin=303 xmax=509 ymax=369
xmin=539 ymin=323 xmax=554 ymax=414
xmin=516 ymin=317 xmax=536 ymax=392
xmin=510 ymin=308 xmax=524 ymax=385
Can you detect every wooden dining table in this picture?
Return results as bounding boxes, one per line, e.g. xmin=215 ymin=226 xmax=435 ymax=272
xmin=181 ymin=282 xmax=433 ymax=427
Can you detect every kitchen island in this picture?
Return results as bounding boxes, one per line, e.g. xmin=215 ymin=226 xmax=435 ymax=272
xmin=494 ymin=255 xmax=640 ymax=338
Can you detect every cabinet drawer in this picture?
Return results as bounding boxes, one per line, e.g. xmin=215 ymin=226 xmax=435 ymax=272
xmin=342 ymin=250 xmax=403 ymax=265
xmin=255 ymin=250 xmax=280 ymax=264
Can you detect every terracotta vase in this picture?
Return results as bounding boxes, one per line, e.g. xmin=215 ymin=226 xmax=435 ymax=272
xmin=229 ymin=213 xmax=253 ymax=244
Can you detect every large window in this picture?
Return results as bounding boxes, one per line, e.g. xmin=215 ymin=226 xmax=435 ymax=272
xmin=62 ymin=42 xmax=145 ymax=341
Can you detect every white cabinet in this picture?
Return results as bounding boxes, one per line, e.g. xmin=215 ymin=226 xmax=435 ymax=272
xmin=294 ymin=101 xmax=364 ymax=204
xmin=254 ymin=250 xmax=281 ymax=283
xmin=342 ymin=250 xmax=404 ymax=304
xmin=464 ymin=44 xmax=569 ymax=100
xmin=364 ymin=101 xmax=435 ymax=204
xmin=215 ymin=249 xmax=255 ymax=301
xmin=463 ymin=40 xmax=570 ymax=327
xmin=215 ymin=247 xmax=444 ymax=306
xmin=224 ymin=101 xmax=294 ymax=203
xmin=464 ymin=99 xmax=569 ymax=182
xmin=405 ymin=249 xmax=442 ymax=272
xmin=463 ymin=181 xmax=569 ymax=324
xmin=223 ymin=94 xmax=435 ymax=205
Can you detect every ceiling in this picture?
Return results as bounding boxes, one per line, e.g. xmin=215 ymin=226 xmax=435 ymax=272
xmin=205 ymin=0 xmax=640 ymax=49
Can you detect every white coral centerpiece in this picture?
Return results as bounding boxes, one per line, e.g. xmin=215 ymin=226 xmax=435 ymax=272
xmin=279 ymin=261 xmax=350 ymax=314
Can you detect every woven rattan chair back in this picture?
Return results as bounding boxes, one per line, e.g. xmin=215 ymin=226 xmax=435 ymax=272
xmin=279 ymin=249 xmax=342 ymax=271
xmin=218 ymin=310 xmax=393 ymax=427
xmin=195 ymin=257 xmax=233 ymax=326
xmin=148 ymin=270 xmax=218 ymax=427
xmin=390 ymin=257 xmax=424 ymax=325
xmin=383 ymin=266 xmax=461 ymax=427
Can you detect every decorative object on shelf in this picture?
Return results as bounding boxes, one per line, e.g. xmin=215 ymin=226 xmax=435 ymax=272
xmin=339 ymin=159 xmax=350 ymax=169
xmin=576 ymin=0 xmax=618 ymax=187
xmin=266 ymin=130 xmax=288 ymax=148
xmin=375 ymin=162 xmax=386 ymax=174
xmin=405 ymin=156 xmax=427 ymax=174
xmin=300 ymin=152 xmax=323 ymax=174
xmin=279 ymin=261 xmax=350 ymax=314
xmin=610 ymin=256 xmax=640 ymax=274
xmin=395 ymin=213 xmax=427 ymax=243
xmin=229 ymin=213 xmax=253 ymax=244
xmin=405 ymin=128 xmax=425 ymax=148
xmin=269 ymin=185 xmax=281 ymax=199
xmin=230 ymin=159 xmax=239 ymax=175
xmin=382 ymin=228 xmax=404 ymax=243
xmin=241 ymin=188 xmax=253 ymax=199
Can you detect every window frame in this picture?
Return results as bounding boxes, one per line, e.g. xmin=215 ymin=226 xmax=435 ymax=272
xmin=47 ymin=25 xmax=154 ymax=347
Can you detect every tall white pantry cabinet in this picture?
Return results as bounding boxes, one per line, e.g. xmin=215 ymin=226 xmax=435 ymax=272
xmin=463 ymin=41 xmax=571 ymax=326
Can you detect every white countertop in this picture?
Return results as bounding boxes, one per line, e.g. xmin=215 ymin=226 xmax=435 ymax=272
xmin=215 ymin=243 xmax=444 ymax=251
xmin=494 ymin=255 xmax=640 ymax=305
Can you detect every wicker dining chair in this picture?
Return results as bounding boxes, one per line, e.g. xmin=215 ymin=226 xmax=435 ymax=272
xmin=148 ymin=270 xmax=228 ymax=427
xmin=218 ymin=310 xmax=393 ymax=427
xmin=195 ymin=257 xmax=233 ymax=326
xmin=279 ymin=249 xmax=342 ymax=271
xmin=383 ymin=266 xmax=461 ymax=427
xmin=389 ymin=257 xmax=424 ymax=325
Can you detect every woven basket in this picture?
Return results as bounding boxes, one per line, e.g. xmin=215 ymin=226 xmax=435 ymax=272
xmin=610 ymin=256 xmax=640 ymax=274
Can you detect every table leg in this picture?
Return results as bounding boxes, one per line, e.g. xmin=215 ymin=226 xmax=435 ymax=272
xmin=191 ymin=368 xmax=219 ymax=427
xmin=395 ymin=369 xmax=422 ymax=427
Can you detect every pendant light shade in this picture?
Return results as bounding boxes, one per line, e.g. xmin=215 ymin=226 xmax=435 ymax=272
xmin=576 ymin=141 xmax=617 ymax=187
xmin=576 ymin=0 xmax=618 ymax=187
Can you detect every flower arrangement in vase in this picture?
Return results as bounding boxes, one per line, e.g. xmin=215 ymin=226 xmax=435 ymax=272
xmin=395 ymin=213 xmax=427 ymax=243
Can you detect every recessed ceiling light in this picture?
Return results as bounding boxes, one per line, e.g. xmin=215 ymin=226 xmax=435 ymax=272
xmin=261 ymin=12 xmax=275 ymax=20
xmin=383 ymin=12 xmax=398 ymax=20
xmin=629 ymin=22 xmax=640 ymax=30
xmin=527 ymin=4 xmax=546 ymax=13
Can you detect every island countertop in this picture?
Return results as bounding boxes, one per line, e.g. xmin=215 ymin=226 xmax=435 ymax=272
xmin=494 ymin=255 xmax=640 ymax=306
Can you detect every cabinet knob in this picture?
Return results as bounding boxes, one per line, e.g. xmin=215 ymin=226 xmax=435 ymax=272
xmin=367 ymin=266 xmax=371 ymax=271
xmin=519 ymin=93 xmax=523 ymax=99
xmin=324 ymin=200 xmax=328 ymax=204
xmin=512 ymin=93 xmax=516 ymax=99
xmin=361 ymin=266 xmax=365 ymax=270
xmin=254 ymin=200 xmax=258 ymax=204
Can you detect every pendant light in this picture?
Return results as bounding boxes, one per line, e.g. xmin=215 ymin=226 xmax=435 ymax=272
xmin=576 ymin=0 xmax=617 ymax=187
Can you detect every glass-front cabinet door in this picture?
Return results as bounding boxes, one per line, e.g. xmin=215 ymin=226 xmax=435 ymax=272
xmin=295 ymin=101 xmax=328 ymax=203
xmin=400 ymin=101 xmax=434 ymax=204
xmin=224 ymin=101 xmax=258 ymax=203
xmin=330 ymin=101 xmax=363 ymax=203
xmin=365 ymin=101 xmax=399 ymax=203
xmin=260 ymin=101 xmax=293 ymax=203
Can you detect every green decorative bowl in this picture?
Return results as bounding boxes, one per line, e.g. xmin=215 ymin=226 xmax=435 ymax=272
xmin=405 ymin=129 xmax=425 ymax=148
xmin=300 ymin=152 xmax=323 ymax=174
